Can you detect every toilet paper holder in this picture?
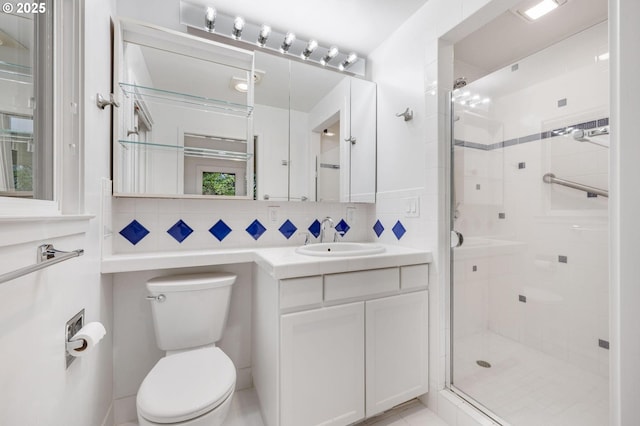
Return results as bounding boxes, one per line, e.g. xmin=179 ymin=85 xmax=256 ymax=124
xmin=65 ymin=309 xmax=85 ymax=368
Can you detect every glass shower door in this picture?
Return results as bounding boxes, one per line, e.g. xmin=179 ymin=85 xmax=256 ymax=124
xmin=449 ymin=22 xmax=609 ymax=426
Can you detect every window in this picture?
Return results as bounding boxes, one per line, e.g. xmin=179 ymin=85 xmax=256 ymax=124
xmin=202 ymin=171 xmax=236 ymax=196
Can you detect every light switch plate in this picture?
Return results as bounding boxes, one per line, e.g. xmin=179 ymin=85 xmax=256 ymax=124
xmin=404 ymin=197 xmax=420 ymax=218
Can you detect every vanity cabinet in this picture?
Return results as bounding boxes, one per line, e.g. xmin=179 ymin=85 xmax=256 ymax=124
xmin=252 ymin=264 xmax=429 ymax=426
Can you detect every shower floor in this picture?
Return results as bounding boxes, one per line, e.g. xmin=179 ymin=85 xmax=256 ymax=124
xmin=452 ymin=331 xmax=608 ymax=426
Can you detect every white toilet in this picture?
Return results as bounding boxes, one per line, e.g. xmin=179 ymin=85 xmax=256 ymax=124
xmin=137 ymin=272 xmax=237 ymax=426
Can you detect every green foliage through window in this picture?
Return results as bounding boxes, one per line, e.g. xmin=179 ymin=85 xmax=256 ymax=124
xmin=202 ymin=172 xmax=236 ymax=196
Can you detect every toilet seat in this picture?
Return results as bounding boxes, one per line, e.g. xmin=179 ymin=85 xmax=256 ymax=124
xmin=137 ymin=347 xmax=236 ymax=424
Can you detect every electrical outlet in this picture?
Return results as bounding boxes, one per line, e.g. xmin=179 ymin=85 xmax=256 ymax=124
xmin=346 ymin=207 xmax=356 ymax=224
xmin=268 ymin=206 xmax=279 ymax=223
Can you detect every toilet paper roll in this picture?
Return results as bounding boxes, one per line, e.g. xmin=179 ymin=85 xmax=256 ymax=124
xmin=68 ymin=322 xmax=106 ymax=357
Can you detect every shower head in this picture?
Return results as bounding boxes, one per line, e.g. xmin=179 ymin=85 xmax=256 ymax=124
xmin=453 ymin=77 xmax=467 ymax=89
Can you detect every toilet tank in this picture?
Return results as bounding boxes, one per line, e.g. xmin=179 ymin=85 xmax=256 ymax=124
xmin=146 ymin=272 xmax=236 ymax=351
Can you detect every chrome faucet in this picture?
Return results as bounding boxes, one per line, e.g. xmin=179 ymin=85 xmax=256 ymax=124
xmin=320 ymin=217 xmax=334 ymax=243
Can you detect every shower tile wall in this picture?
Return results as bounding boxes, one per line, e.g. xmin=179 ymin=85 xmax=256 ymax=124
xmin=453 ymin=22 xmax=609 ymax=377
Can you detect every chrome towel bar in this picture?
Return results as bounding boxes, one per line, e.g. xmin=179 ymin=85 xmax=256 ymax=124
xmin=0 ymin=244 xmax=84 ymax=285
xmin=543 ymin=173 xmax=608 ymax=198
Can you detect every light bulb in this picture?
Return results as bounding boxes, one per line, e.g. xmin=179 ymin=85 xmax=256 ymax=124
xmin=257 ymin=25 xmax=271 ymax=47
xmin=301 ymin=40 xmax=318 ymax=60
xmin=339 ymin=52 xmax=358 ymax=71
xmin=280 ymin=32 xmax=295 ymax=53
xmin=204 ymin=7 xmax=216 ymax=32
xmin=320 ymin=46 xmax=339 ymax=65
xmin=232 ymin=17 xmax=245 ymax=40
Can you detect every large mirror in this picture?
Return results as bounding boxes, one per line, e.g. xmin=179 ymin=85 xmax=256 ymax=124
xmin=0 ymin=6 xmax=53 ymax=200
xmin=113 ymin=20 xmax=376 ymax=203
xmin=114 ymin=20 xmax=254 ymax=198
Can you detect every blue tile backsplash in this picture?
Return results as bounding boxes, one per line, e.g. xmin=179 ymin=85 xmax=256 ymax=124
xmin=392 ymin=220 xmax=406 ymax=240
xmin=373 ymin=220 xmax=384 ymax=238
xmin=209 ymin=220 xmax=232 ymax=242
xmin=308 ymin=219 xmax=321 ymax=238
xmin=114 ymin=201 xmax=391 ymax=250
xmin=119 ymin=220 xmax=150 ymax=245
xmin=278 ymin=219 xmax=298 ymax=239
xmin=167 ymin=219 xmax=193 ymax=243
xmin=246 ymin=219 xmax=267 ymax=240
xmin=334 ymin=219 xmax=351 ymax=237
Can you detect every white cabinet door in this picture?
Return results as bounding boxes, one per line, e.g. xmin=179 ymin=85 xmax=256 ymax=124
xmin=281 ymin=302 xmax=365 ymax=426
xmin=365 ymin=291 xmax=429 ymax=417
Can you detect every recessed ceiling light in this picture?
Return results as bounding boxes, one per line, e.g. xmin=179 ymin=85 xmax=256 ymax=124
xmin=522 ymin=0 xmax=560 ymax=21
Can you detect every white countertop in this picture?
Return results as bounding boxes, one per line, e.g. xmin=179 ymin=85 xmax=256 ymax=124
xmin=101 ymin=244 xmax=432 ymax=278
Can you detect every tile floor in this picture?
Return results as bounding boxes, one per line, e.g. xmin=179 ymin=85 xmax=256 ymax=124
xmin=453 ymin=331 xmax=609 ymax=426
xmin=119 ymin=389 xmax=448 ymax=426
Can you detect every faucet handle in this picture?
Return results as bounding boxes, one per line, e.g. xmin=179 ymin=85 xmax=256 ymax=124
xmin=333 ymin=230 xmax=345 ymax=242
xmin=297 ymin=232 xmax=311 ymax=245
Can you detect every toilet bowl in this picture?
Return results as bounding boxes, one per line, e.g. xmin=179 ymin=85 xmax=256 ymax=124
xmin=137 ymin=273 xmax=237 ymax=426
xmin=137 ymin=347 xmax=236 ymax=425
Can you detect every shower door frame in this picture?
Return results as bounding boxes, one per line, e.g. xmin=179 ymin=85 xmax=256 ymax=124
xmin=445 ymin=89 xmax=509 ymax=426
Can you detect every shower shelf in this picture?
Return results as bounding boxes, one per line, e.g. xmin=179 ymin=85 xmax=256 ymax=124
xmin=118 ymin=82 xmax=254 ymax=117
xmin=118 ymin=139 xmax=253 ymax=162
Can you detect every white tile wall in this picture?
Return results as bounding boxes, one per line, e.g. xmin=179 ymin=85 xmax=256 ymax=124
xmin=110 ymin=198 xmax=376 ymax=254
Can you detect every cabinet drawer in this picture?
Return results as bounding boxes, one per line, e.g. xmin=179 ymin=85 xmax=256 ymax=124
xmin=400 ymin=264 xmax=429 ymax=290
xmin=324 ymin=268 xmax=399 ymax=302
xmin=280 ymin=276 xmax=323 ymax=309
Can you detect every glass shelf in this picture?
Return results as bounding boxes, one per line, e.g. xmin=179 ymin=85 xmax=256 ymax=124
xmin=118 ymin=139 xmax=253 ymax=162
xmin=0 ymin=61 xmax=32 ymax=85
xmin=0 ymin=129 xmax=33 ymax=144
xmin=118 ymin=83 xmax=253 ymax=117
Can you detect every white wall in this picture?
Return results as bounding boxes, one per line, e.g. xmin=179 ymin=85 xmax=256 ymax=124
xmin=0 ymin=1 xmax=116 ymax=425
xmin=610 ymin=1 xmax=640 ymax=424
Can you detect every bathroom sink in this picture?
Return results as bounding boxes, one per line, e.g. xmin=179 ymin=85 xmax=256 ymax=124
xmin=295 ymin=242 xmax=385 ymax=257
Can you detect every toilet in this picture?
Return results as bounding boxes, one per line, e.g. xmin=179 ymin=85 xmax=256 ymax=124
xmin=137 ymin=272 xmax=237 ymax=426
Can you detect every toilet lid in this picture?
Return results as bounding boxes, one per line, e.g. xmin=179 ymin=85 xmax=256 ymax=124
xmin=137 ymin=347 xmax=236 ymax=424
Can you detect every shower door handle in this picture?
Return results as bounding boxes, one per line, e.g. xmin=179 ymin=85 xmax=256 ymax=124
xmin=451 ymin=230 xmax=464 ymax=248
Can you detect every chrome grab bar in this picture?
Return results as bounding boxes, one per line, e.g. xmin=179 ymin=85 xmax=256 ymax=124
xmin=543 ymin=173 xmax=608 ymax=198
xmin=0 ymin=244 xmax=84 ymax=285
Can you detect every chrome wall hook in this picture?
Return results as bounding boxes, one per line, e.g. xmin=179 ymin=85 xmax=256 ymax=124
xmin=96 ymin=93 xmax=120 ymax=109
xmin=396 ymin=107 xmax=413 ymax=121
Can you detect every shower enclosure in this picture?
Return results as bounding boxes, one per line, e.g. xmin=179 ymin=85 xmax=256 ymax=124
xmin=449 ymin=21 xmax=609 ymax=425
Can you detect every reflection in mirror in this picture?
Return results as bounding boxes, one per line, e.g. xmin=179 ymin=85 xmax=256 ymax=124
xmin=0 ymin=7 xmax=53 ymax=200
xmin=253 ymin=51 xmax=289 ymax=201
xmin=289 ymin=60 xmax=376 ymax=203
xmin=290 ymin=60 xmax=348 ymax=202
xmin=317 ymin=123 xmax=341 ymax=202
xmin=115 ymin=25 xmax=254 ymax=198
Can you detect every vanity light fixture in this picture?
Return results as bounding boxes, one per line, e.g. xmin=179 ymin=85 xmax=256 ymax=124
xmin=257 ymin=25 xmax=271 ymax=47
xmin=301 ymin=40 xmax=318 ymax=60
xmin=204 ymin=7 xmax=216 ymax=32
xmin=181 ymin=1 xmax=366 ymax=75
xmin=320 ymin=46 xmax=339 ymax=65
xmin=280 ymin=32 xmax=296 ymax=53
xmin=232 ymin=17 xmax=245 ymax=39
xmin=323 ymin=129 xmax=335 ymax=137
xmin=339 ymin=52 xmax=358 ymax=71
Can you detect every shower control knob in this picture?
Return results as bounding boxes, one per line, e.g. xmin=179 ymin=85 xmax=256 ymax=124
xmin=146 ymin=294 xmax=166 ymax=303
